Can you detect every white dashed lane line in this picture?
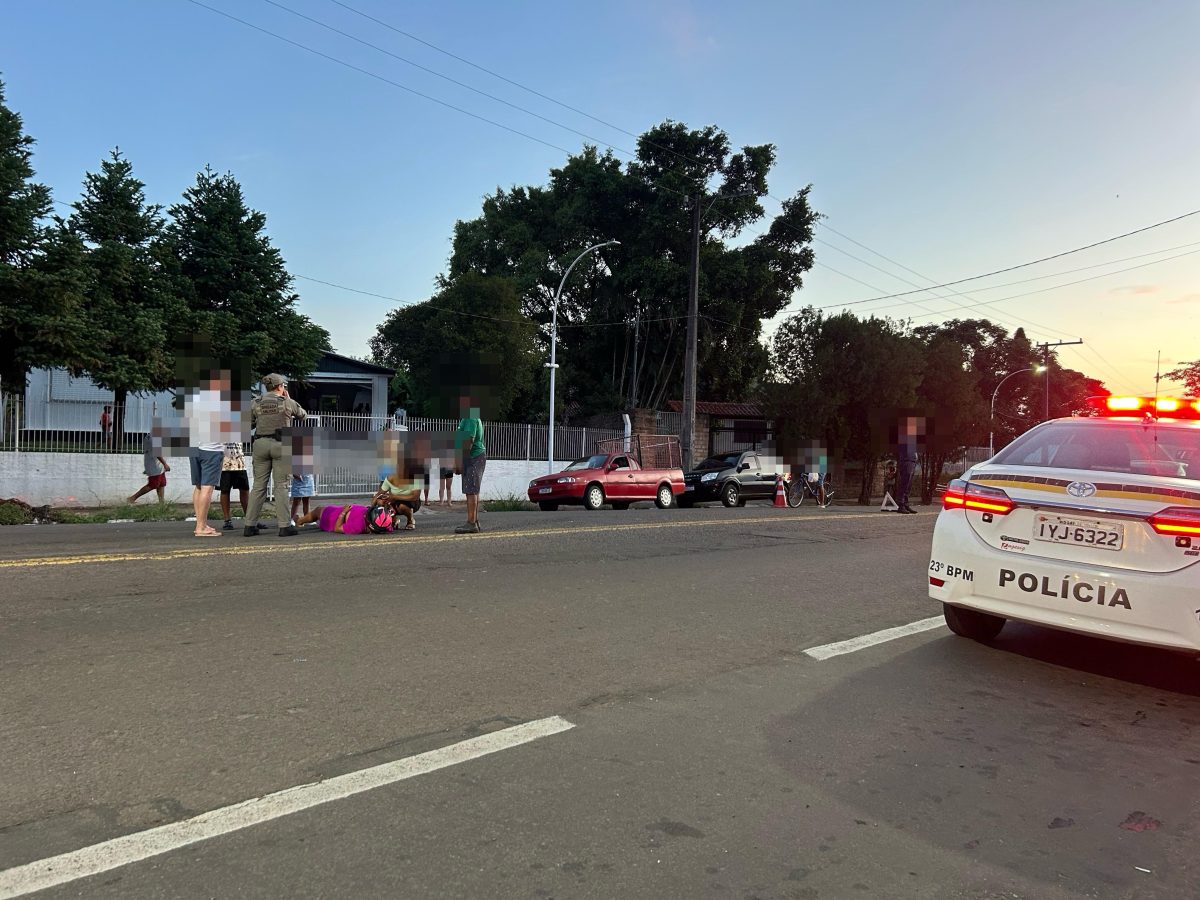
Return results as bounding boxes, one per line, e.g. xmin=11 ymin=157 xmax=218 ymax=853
xmin=803 ymin=616 xmax=946 ymax=661
xmin=0 ymin=717 xmax=575 ymax=899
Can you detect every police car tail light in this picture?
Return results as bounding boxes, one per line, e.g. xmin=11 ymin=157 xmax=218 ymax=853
xmin=942 ymin=479 xmax=1015 ymax=515
xmin=1147 ymin=507 xmax=1200 ymax=537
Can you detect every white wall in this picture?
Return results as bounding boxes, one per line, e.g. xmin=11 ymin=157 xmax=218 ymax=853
xmin=0 ymin=453 xmax=574 ymax=507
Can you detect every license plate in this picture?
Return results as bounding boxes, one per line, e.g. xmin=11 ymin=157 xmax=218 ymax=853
xmin=539 ymin=487 xmax=553 ymax=494
xmin=684 ymin=485 xmax=694 ymax=491
xmin=1034 ymin=514 xmax=1124 ymax=551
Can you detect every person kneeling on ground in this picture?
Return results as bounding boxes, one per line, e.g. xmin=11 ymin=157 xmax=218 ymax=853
xmin=373 ymin=473 xmax=422 ymax=531
xmin=294 ymin=504 xmax=370 ymax=534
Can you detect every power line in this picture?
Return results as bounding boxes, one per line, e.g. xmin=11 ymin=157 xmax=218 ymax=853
xmin=803 ymin=207 xmax=1200 ymax=308
xmin=182 ymin=0 xmax=577 ymax=157
xmin=854 ymin=246 xmax=1200 ymax=319
xmin=259 ymin=0 xmax=638 ymax=157
xmin=810 ymin=238 xmax=1200 ymax=312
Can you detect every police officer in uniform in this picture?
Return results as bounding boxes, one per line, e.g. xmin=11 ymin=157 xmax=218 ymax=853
xmin=244 ymin=373 xmax=308 ymax=536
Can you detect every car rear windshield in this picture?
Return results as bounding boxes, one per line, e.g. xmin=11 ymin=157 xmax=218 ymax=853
xmin=991 ymin=421 xmax=1200 ymax=481
xmin=697 ymin=453 xmax=742 ymax=469
xmin=565 ymin=454 xmax=609 ymax=470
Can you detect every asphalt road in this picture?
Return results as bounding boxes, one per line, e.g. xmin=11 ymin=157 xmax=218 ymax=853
xmin=1 ymin=501 xmax=1197 ymax=899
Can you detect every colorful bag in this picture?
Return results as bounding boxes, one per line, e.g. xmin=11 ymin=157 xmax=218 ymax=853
xmin=366 ymin=504 xmax=394 ymax=534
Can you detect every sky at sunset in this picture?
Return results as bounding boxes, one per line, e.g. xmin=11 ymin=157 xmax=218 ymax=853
xmin=4 ymin=0 xmax=1197 ymax=394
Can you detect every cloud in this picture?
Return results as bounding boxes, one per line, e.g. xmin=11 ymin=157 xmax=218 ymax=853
xmin=1167 ymin=292 xmax=1200 ymax=305
xmin=1109 ymin=284 xmax=1160 ymax=295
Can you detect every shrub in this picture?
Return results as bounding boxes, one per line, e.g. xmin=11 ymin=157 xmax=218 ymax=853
xmin=0 ymin=501 xmax=34 ymax=526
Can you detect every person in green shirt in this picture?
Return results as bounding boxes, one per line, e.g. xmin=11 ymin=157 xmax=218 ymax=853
xmin=454 ymin=396 xmax=486 ymax=534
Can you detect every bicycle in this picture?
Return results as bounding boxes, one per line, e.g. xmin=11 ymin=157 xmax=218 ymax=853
xmin=786 ymin=472 xmax=835 ymax=508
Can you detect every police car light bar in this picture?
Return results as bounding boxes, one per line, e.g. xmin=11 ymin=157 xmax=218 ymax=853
xmin=942 ymin=479 xmax=1015 ymax=515
xmin=1088 ymin=396 xmax=1200 ymax=418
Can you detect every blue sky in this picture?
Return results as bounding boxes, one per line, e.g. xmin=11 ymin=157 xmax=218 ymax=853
xmin=4 ymin=0 xmax=1198 ymax=394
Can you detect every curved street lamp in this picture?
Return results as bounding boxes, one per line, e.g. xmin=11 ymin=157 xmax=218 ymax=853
xmin=990 ymin=366 xmax=1046 ymax=456
xmin=547 ymin=240 xmax=620 ymax=472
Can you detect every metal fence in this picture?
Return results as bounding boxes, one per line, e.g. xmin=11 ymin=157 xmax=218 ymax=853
xmin=0 ymin=397 xmax=626 ymax=463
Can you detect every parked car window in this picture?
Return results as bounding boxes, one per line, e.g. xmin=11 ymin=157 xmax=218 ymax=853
xmin=741 ymin=455 xmax=760 ymax=471
xmin=698 ymin=452 xmax=742 ymax=469
xmin=611 ymin=456 xmax=631 ymax=469
xmin=566 ymin=454 xmax=610 ymax=470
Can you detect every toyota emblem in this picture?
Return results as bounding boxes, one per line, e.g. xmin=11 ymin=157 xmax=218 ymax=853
xmin=1066 ymin=481 xmax=1097 ymax=498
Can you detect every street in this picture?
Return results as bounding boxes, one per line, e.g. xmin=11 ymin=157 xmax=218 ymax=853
xmin=1 ymin=504 xmax=1197 ymax=899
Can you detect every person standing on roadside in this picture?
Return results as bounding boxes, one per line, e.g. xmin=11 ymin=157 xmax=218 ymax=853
xmin=895 ymin=416 xmax=920 ymax=515
xmin=244 ymin=374 xmax=307 ymax=537
xmin=188 ymin=370 xmax=232 ymax=537
xmin=453 ymin=395 xmax=486 ymax=534
xmin=219 ymin=440 xmax=250 ymax=530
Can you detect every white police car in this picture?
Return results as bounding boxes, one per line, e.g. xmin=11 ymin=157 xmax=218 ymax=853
xmin=929 ymin=396 xmax=1200 ymax=652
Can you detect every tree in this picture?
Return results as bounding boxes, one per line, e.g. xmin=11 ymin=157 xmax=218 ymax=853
xmin=69 ymin=149 xmax=178 ymax=442
xmin=370 ymin=273 xmax=538 ymax=420
xmin=157 ymin=167 xmax=329 ymax=380
xmin=0 ymin=79 xmax=90 ymax=388
xmin=1164 ymin=359 xmax=1200 ymax=396
xmin=770 ymin=308 xmax=923 ymax=503
xmin=439 ymin=122 xmax=817 ymax=417
xmin=913 ymin=330 xmax=987 ymax=503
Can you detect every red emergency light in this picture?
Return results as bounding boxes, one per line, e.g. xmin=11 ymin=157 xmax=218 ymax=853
xmin=1087 ymin=396 xmax=1200 ymax=419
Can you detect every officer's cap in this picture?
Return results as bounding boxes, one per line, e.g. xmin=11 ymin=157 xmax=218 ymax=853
xmin=263 ymin=373 xmax=288 ymax=390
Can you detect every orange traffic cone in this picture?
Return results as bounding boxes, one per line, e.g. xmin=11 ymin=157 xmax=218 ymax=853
xmin=774 ymin=474 xmax=787 ymax=508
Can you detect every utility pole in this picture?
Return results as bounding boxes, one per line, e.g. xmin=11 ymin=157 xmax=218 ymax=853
xmin=1035 ymin=339 xmax=1084 ymax=420
xmin=681 ymin=193 xmax=701 ymax=471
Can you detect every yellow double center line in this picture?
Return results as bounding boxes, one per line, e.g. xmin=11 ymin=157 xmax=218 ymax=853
xmin=0 ymin=513 xmax=885 ymax=570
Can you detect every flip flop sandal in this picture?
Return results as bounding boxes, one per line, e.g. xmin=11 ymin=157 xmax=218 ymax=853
xmin=404 ymin=523 xmax=416 ymax=530
xmin=194 ymin=530 xmax=221 ymax=537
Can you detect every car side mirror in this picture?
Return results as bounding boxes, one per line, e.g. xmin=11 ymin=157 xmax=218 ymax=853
xmin=737 ymin=463 xmax=747 ymax=472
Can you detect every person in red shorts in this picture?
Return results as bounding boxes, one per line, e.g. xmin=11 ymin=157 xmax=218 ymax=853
xmin=128 ymin=432 xmax=170 ymax=504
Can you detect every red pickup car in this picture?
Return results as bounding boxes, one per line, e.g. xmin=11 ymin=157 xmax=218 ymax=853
xmin=527 ymin=451 xmax=685 ymax=511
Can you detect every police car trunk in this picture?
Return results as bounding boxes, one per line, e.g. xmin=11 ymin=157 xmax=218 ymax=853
xmin=931 ymin=397 xmax=1200 ymax=651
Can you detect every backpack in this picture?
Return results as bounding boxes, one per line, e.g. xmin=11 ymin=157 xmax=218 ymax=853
xmin=366 ymin=504 xmax=394 ymax=534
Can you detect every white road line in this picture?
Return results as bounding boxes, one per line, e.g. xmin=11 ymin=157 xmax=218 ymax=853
xmin=803 ymin=616 xmax=946 ymax=661
xmin=0 ymin=716 xmax=575 ymax=899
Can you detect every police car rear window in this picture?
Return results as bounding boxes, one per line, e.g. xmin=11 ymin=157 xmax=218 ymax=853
xmin=992 ymin=422 xmax=1200 ymax=481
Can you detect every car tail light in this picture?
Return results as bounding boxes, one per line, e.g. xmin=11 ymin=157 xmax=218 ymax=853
xmin=942 ymin=479 xmax=1015 ymax=515
xmin=1147 ymin=506 xmax=1200 ymax=537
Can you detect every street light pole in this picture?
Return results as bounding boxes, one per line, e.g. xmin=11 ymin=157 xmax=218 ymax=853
xmin=989 ymin=366 xmax=1044 ymax=456
xmin=681 ymin=195 xmax=702 ymax=472
xmin=681 ymin=188 xmax=753 ymax=472
xmin=547 ymin=240 xmax=619 ymax=473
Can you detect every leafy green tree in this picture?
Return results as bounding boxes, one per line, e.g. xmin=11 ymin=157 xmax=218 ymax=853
xmin=770 ymin=308 xmax=923 ymax=503
xmin=370 ymin=273 xmax=538 ymax=420
xmin=0 ymin=79 xmax=90 ymax=388
xmin=69 ymin=149 xmax=179 ymax=440
xmin=1165 ymin=359 xmax=1200 ymax=395
xmin=157 ymin=167 xmax=329 ymax=380
xmin=913 ymin=331 xmax=986 ymax=502
xmin=441 ymin=122 xmax=817 ymax=416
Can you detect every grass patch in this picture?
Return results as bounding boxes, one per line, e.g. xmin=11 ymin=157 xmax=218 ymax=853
xmin=482 ymin=493 xmax=537 ymax=512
